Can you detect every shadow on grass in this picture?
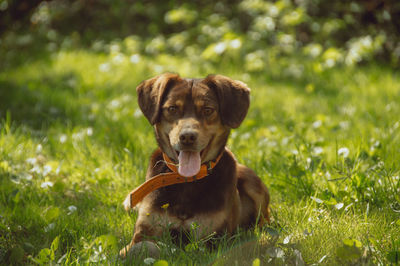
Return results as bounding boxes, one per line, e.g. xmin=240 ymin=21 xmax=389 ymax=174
xmin=0 ymin=39 xmax=53 ymax=72
xmin=0 ymin=77 xmax=78 ymax=130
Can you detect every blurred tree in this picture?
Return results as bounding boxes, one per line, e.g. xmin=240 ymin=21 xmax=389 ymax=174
xmin=0 ymin=0 xmax=399 ymax=67
xmin=0 ymin=0 xmax=42 ymax=34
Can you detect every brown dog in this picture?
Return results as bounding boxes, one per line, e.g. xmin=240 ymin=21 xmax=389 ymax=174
xmin=120 ymin=73 xmax=270 ymax=257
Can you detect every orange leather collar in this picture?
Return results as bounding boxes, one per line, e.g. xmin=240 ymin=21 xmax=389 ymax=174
xmin=127 ymin=150 xmax=224 ymax=208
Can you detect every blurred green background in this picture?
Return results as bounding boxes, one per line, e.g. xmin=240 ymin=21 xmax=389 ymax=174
xmin=1 ymin=1 xmax=400 ymax=265
xmin=1 ymin=0 xmax=400 ymax=70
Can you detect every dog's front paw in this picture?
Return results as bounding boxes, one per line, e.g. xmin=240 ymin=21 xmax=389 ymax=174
xmin=119 ymin=243 xmax=131 ymax=259
xmin=119 ymin=241 xmax=160 ymax=259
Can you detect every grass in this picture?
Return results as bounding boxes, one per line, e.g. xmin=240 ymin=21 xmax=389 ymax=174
xmin=0 ymin=49 xmax=399 ymax=265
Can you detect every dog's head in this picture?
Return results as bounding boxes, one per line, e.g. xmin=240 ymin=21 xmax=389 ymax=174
xmin=136 ymin=73 xmax=250 ymax=177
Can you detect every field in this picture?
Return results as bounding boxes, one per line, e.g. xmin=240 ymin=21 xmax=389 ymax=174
xmin=1 ymin=50 xmax=399 ymax=265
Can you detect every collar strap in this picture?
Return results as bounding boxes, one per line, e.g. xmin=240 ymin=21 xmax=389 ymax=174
xmin=127 ymin=150 xmax=224 ymax=209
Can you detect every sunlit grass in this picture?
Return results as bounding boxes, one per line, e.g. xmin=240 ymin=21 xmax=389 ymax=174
xmin=0 ymin=49 xmax=399 ymax=265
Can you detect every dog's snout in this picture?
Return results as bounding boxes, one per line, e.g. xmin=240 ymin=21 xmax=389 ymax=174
xmin=179 ymin=130 xmax=198 ymax=145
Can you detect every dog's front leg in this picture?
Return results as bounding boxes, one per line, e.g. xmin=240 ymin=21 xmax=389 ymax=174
xmin=120 ymin=202 xmax=167 ymax=259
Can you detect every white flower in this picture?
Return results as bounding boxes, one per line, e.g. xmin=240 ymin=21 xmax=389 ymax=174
xmin=311 ymin=196 xmax=323 ymax=203
xmin=229 ymin=39 xmax=242 ymax=49
xmin=109 ymin=99 xmax=120 ymax=109
xmin=313 ymin=147 xmax=324 ymax=155
xmin=36 ymin=144 xmax=43 ymax=153
xmin=134 ymin=108 xmax=142 ymax=118
xmin=283 ymin=235 xmax=291 ymax=244
xmin=86 ymin=127 xmax=93 ymax=136
xmin=31 ymin=165 xmax=42 ymax=174
xmin=26 ymin=158 xmax=37 ymax=165
xmin=291 ymin=149 xmax=299 ymax=155
xmin=43 ymin=165 xmax=52 ymax=176
xmin=130 ymin=54 xmax=140 ymax=64
xmin=313 ymin=120 xmax=322 ymax=128
xmin=72 ymin=132 xmax=84 ymax=141
xmin=214 ymin=42 xmax=226 ymax=54
xmin=110 ymin=44 xmax=120 ymax=52
xmin=325 ymin=171 xmax=331 ymax=179
xmin=339 ymin=121 xmax=350 ymax=129
xmin=309 ymin=44 xmax=322 ymax=57
xmin=325 ymin=58 xmax=335 ymax=68
xmin=55 ymin=164 xmax=61 ymax=175
xmin=153 ymin=64 xmax=164 ymax=73
xmin=144 ymin=258 xmax=156 ymax=265
xmin=112 ymin=53 xmax=124 ymax=64
xmin=41 ymin=181 xmax=54 ymax=189
xmin=268 ymin=5 xmax=279 ymax=17
xmin=99 ymin=63 xmax=110 ymax=72
xmin=240 ymin=132 xmax=251 ymax=140
xmin=256 ymin=16 xmax=275 ymax=31
xmin=338 ymin=147 xmax=349 ymax=158
xmin=67 ymin=205 xmax=77 ymax=215
xmin=281 ymin=137 xmax=289 ymax=146
xmin=44 ymin=223 xmax=55 ymax=232
xmin=59 ymin=134 xmax=67 ymax=143
xmin=335 ymin=203 xmax=344 ymax=210
xmin=21 ymin=173 xmax=33 ymax=181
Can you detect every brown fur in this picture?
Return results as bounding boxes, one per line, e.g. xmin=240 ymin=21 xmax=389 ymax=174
xmin=120 ymin=73 xmax=270 ymax=257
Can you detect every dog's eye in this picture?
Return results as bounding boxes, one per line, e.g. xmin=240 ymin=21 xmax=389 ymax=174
xmin=168 ymin=106 xmax=178 ymax=114
xmin=203 ymin=107 xmax=214 ymax=116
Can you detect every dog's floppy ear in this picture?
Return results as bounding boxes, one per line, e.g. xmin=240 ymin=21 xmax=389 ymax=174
xmin=204 ymin=75 xmax=250 ymax=128
xmin=136 ymin=73 xmax=181 ymax=125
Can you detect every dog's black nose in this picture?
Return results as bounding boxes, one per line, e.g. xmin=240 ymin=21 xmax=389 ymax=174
xmin=179 ymin=130 xmax=198 ymax=145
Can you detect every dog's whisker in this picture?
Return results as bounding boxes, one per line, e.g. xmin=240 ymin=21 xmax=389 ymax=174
xmin=153 ymin=160 xmax=165 ymax=169
xmin=165 ymin=160 xmax=179 ymax=167
xmin=153 ymin=160 xmax=178 ymax=169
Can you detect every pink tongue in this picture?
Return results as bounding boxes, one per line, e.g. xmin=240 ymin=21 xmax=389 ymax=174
xmin=178 ymin=151 xmax=201 ymax=177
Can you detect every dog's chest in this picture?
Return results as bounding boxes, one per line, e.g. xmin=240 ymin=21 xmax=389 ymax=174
xmin=153 ymin=174 xmax=228 ymax=215
xmin=153 ymin=180 xmax=233 ymax=236
xmin=145 ymin=151 xmax=237 ymax=227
